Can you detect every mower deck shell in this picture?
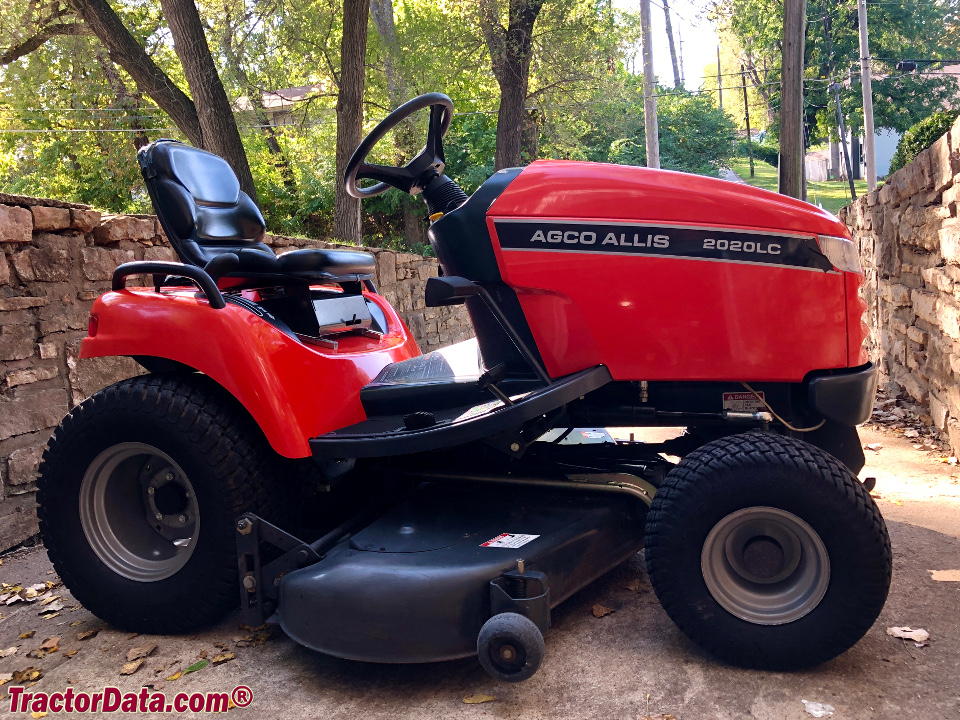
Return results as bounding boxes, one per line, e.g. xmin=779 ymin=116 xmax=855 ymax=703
xmin=277 ymin=483 xmax=644 ymax=663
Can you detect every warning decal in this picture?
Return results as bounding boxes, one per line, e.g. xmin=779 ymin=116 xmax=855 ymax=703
xmin=480 ymin=533 xmax=540 ymax=548
xmin=722 ymin=391 xmax=766 ymax=412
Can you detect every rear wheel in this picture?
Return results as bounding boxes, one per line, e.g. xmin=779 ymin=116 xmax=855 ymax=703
xmin=644 ymin=431 xmax=891 ymax=670
xmin=38 ymin=374 xmax=292 ymax=634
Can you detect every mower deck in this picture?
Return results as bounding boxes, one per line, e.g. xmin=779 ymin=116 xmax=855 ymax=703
xmin=248 ymin=482 xmax=646 ymax=663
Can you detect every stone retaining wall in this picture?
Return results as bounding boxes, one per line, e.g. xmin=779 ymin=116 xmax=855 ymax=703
xmin=0 ymin=195 xmax=471 ymax=550
xmin=840 ymin=116 xmax=960 ymax=457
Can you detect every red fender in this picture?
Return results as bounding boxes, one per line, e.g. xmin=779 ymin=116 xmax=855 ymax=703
xmin=81 ymin=288 xmax=420 ymax=458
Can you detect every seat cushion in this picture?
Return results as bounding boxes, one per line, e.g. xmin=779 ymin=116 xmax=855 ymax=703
xmin=277 ymin=249 xmax=376 ymax=280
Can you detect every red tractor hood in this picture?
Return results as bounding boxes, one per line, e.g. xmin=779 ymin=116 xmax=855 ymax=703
xmin=489 ymin=160 xmax=850 ymax=239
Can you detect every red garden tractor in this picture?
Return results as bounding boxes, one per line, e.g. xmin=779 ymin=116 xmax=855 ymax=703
xmin=37 ymin=93 xmax=890 ymax=682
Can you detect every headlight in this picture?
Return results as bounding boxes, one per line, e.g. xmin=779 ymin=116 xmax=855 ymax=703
xmin=817 ymin=235 xmax=862 ymax=273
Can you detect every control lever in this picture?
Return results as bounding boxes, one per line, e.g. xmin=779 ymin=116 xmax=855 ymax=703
xmin=479 ymin=363 xmax=513 ymax=406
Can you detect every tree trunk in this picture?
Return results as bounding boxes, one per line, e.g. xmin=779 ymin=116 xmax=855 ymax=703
xmin=521 ymin=108 xmax=540 ymax=162
xmin=479 ymin=0 xmax=545 ymax=170
xmin=334 ymin=0 xmax=370 ymax=245
xmin=68 ymin=0 xmax=202 ymax=147
xmin=159 ymin=0 xmax=258 ymax=204
xmin=662 ymin=0 xmax=681 ymax=88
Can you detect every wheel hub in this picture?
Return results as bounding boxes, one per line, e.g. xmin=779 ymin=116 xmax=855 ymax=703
xmin=701 ymin=506 xmax=830 ymax=625
xmin=80 ymin=443 xmax=199 ymax=582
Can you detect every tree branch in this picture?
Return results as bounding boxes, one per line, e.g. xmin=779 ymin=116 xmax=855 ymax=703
xmin=0 ymin=22 xmax=93 ymax=65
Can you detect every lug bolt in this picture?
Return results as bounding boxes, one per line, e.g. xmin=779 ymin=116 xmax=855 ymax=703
xmin=237 ymin=518 xmax=253 ymax=535
xmin=510 ymin=442 xmax=521 ymax=452
xmin=178 ymin=515 xmax=186 ymax=523
xmin=165 ymin=472 xmax=173 ymax=481
xmin=185 ymin=491 xmax=192 ymax=498
xmin=147 ymin=487 xmax=155 ymax=495
xmin=155 ymin=512 xmax=163 ymax=520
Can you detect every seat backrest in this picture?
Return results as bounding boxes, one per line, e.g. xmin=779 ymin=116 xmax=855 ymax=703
xmin=138 ymin=139 xmax=270 ymax=267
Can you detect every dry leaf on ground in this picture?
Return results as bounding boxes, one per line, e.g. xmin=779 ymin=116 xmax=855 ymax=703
xmin=39 ymin=637 xmax=60 ymax=652
xmin=592 ymin=604 xmax=615 ymax=618
xmin=887 ymin=626 xmax=930 ymax=643
xmin=77 ymin=629 xmax=99 ymax=641
xmin=38 ymin=601 xmax=64 ymax=614
xmin=0 ymin=673 xmax=12 ymax=686
xmin=30 ymin=712 xmax=47 ymax=719
xmin=63 ymin=650 xmax=79 ymax=658
xmin=120 ymin=659 xmax=144 ymax=676
xmin=929 ymin=569 xmax=960 ymax=582
xmin=126 ymin=642 xmax=157 ymax=662
xmin=165 ymin=671 xmax=182 ymax=682
xmin=211 ymin=652 xmax=235 ymax=665
xmin=69 ymin=621 xmax=83 ymax=627
xmin=19 ymin=631 xmax=35 ymax=640
xmin=802 ymin=699 xmax=835 ymax=717
xmin=622 ymin=579 xmax=642 ymax=592
xmin=462 ymin=694 xmax=496 ymax=704
xmin=12 ymin=667 xmax=43 ymax=684
xmin=0 ymin=647 xmax=17 ymax=658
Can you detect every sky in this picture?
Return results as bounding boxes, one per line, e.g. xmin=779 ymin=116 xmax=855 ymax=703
xmin=612 ymin=0 xmax=720 ymax=90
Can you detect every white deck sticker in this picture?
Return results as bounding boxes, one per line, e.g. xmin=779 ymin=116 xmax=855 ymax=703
xmin=480 ymin=533 xmax=540 ymax=548
xmin=723 ymin=391 xmax=765 ymax=412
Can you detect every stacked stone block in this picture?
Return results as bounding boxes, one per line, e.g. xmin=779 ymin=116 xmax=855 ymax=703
xmin=0 ymin=194 xmax=471 ymax=550
xmin=840 ymin=116 xmax=960 ymax=457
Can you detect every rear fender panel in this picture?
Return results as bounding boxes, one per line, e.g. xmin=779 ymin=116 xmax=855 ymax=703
xmin=81 ymin=288 xmax=420 ymax=458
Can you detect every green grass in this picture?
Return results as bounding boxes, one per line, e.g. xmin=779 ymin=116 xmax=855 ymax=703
xmin=727 ymin=156 xmax=868 ymax=215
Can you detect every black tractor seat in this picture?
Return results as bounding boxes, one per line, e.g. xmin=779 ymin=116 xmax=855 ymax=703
xmin=138 ymin=139 xmax=374 ymax=284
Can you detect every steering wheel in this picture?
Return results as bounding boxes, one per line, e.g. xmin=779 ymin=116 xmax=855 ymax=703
xmin=344 ymin=92 xmax=453 ymax=199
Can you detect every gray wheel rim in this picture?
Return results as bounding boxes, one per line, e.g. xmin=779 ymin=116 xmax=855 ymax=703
xmin=701 ymin=506 xmax=830 ymax=625
xmin=80 ymin=442 xmax=199 ymax=582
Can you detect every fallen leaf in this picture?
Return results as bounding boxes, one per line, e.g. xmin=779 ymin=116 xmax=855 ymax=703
xmin=893 ymin=500 xmax=903 ymax=506
xmin=12 ymin=667 xmax=43 ymax=684
xmin=39 ymin=596 xmax=60 ymax=606
xmin=0 ymin=673 xmax=11 ymax=686
xmin=865 ymin=443 xmax=883 ymax=451
xmin=39 ymin=637 xmax=61 ymax=652
xmin=592 ymin=604 xmax=615 ymax=618
xmin=930 ymin=569 xmax=960 ymax=582
xmin=211 ymin=652 xmax=235 ymax=665
xmin=126 ymin=633 xmax=139 ymax=640
xmin=69 ymin=621 xmax=83 ymax=627
xmin=0 ymin=647 xmax=17 ymax=658
xmin=198 ymin=649 xmax=208 ymax=659
xmin=182 ymin=660 xmax=208 ymax=675
xmin=77 ymin=629 xmax=99 ymax=641
xmin=30 ymin=712 xmax=47 ymax=719
xmin=120 ymin=659 xmax=144 ymax=676
xmin=802 ymin=699 xmax=835 ymax=717
xmin=63 ymin=650 xmax=79 ymax=658
xmin=38 ymin=601 xmax=64 ymax=614
xmin=39 ymin=612 xmax=59 ymax=620
xmin=126 ymin=643 xmax=157 ymax=662
xmin=904 ymin=429 xmax=919 ymax=438
xmin=887 ymin=626 xmax=930 ymax=643
xmin=165 ymin=671 xmax=183 ymax=682
xmin=25 ymin=650 xmax=47 ymax=660
xmin=622 ymin=579 xmax=642 ymax=592
xmin=462 ymin=694 xmax=496 ymax=704
xmin=19 ymin=631 xmax=35 ymax=640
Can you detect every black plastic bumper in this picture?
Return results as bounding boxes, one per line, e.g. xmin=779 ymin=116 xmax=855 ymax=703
xmin=807 ymin=362 xmax=878 ymax=426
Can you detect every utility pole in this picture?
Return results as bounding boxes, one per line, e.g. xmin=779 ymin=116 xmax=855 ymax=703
xmin=640 ymin=0 xmax=660 ymax=168
xmin=717 ymin=46 xmax=723 ymax=110
xmin=742 ymin=64 xmax=754 ymax=177
xmin=679 ymin=30 xmax=685 ymax=86
xmin=778 ymin=0 xmax=806 ymax=198
xmin=663 ymin=0 xmax=681 ymax=88
xmin=830 ymin=82 xmax=857 ymax=202
xmin=857 ymin=0 xmax=876 ymax=191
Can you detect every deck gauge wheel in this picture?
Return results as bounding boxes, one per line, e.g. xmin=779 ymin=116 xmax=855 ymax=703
xmin=477 ymin=612 xmax=545 ymax=682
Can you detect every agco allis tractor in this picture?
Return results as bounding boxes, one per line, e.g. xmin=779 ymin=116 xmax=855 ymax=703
xmin=37 ymin=93 xmax=891 ymax=682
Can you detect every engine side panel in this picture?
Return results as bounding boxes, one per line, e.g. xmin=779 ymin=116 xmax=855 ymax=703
xmin=80 ymin=289 xmax=420 ymax=458
xmin=487 ymin=161 xmax=856 ymax=383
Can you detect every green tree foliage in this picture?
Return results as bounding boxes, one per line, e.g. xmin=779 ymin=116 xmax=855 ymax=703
xmin=607 ymin=87 xmax=737 ymax=177
xmin=0 ymin=0 xmax=729 ymax=250
xmin=711 ymin=0 xmax=960 ymax=143
xmin=888 ymin=110 xmax=960 ymax=174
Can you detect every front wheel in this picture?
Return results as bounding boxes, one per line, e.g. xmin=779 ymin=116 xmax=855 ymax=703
xmin=38 ymin=374 xmax=292 ymax=634
xmin=644 ymin=431 xmax=891 ymax=670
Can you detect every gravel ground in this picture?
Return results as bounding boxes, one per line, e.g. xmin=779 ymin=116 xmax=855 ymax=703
xmin=0 ymin=423 xmax=957 ymax=719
